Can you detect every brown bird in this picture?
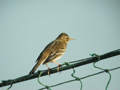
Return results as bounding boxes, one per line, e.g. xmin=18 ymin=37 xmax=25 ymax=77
xmin=29 ymin=32 xmax=73 ymax=74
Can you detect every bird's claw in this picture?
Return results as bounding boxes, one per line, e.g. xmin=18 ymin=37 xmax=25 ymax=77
xmin=57 ymin=64 xmax=62 ymax=72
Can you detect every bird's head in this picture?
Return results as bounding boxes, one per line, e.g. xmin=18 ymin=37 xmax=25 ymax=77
xmin=56 ymin=32 xmax=74 ymax=42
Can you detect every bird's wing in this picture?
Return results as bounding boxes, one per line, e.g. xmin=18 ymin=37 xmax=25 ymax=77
xmin=29 ymin=41 xmax=56 ymax=74
xmin=35 ymin=41 xmax=55 ymax=63
xmin=43 ymin=40 xmax=66 ymax=64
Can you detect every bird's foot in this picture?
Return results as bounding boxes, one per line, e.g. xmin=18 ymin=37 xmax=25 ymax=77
xmin=57 ymin=64 xmax=62 ymax=72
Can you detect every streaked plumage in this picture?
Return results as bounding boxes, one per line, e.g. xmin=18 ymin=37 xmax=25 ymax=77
xmin=29 ymin=32 xmax=73 ymax=74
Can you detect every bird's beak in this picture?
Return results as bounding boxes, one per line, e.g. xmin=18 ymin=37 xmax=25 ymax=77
xmin=69 ymin=38 xmax=75 ymax=40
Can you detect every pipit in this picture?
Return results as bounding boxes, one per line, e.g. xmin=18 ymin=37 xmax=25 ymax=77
xmin=29 ymin=32 xmax=73 ymax=75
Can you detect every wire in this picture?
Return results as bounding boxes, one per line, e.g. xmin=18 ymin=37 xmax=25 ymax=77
xmin=38 ymin=71 xmax=51 ymax=90
xmin=71 ymin=68 xmax=82 ymax=90
xmin=90 ymin=53 xmax=112 ymax=90
xmin=38 ymin=66 xmax=120 ymax=90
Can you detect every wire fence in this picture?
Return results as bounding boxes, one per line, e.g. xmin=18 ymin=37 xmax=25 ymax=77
xmin=0 ymin=49 xmax=120 ymax=90
xmin=38 ymin=66 xmax=120 ymax=90
xmin=38 ymin=53 xmax=120 ymax=90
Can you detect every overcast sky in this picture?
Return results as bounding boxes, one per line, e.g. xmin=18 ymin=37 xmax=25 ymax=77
xmin=0 ymin=0 xmax=120 ymax=90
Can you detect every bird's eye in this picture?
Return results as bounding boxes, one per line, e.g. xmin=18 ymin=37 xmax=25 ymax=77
xmin=65 ymin=36 xmax=69 ymax=40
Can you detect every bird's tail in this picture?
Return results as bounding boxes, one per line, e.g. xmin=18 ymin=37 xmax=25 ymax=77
xmin=29 ymin=61 xmax=42 ymax=74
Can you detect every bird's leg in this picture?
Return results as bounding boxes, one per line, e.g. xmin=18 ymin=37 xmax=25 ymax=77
xmin=45 ymin=64 xmax=50 ymax=75
xmin=53 ymin=61 xmax=61 ymax=72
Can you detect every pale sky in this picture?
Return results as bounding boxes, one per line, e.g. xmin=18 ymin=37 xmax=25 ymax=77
xmin=0 ymin=0 xmax=120 ymax=90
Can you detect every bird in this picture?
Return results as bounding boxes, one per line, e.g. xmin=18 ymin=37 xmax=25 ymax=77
xmin=29 ymin=32 xmax=73 ymax=75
